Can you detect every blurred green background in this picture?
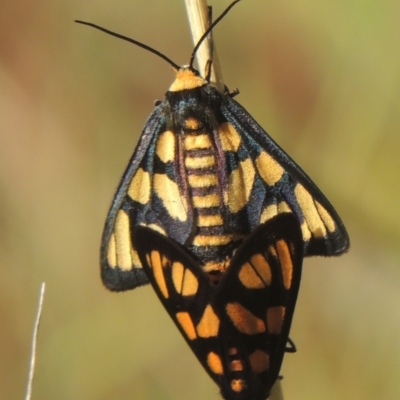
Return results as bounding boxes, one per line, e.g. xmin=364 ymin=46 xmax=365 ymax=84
xmin=1 ymin=0 xmax=399 ymax=399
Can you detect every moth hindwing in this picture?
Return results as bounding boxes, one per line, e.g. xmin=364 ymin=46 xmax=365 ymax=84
xmin=134 ymin=213 xmax=303 ymax=400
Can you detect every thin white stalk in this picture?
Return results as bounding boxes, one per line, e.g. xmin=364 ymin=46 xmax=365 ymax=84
xmin=25 ymin=282 xmax=46 ymax=400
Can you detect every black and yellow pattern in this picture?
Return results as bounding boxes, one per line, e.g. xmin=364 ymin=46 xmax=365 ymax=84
xmin=135 ymin=213 xmax=303 ymax=400
xmin=100 ymin=65 xmax=349 ymax=291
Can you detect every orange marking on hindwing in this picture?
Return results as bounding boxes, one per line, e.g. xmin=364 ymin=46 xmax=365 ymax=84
xmin=249 ymin=349 xmax=269 ymax=373
xmin=150 ymin=250 xmax=169 ymax=298
xmin=266 ymin=306 xmax=285 ymax=335
xmin=196 ymin=305 xmax=220 ymax=338
xmin=207 ymin=352 xmax=224 ymax=375
xmin=176 ymin=312 xmax=197 ymax=340
xmin=225 ymin=303 xmax=265 ymax=335
xmin=276 ymin=240 xmax=293 ymax=289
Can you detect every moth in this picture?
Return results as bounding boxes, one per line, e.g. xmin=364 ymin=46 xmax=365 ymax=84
xmin=77 ymin=1 xmax=349 ymax=398
xmin=76 ymin=2 xmax=349 ymax=290
xmin=135 ymin=213 xmax=303 ymax=400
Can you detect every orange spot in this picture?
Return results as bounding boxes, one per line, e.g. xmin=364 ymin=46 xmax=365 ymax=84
xmin=176 ymin=312 xmax=197 ymax=340
xmin=238 ymin=262 xmax=265 ymax=289
xmin=171 ymin=261 xmax=184 ymax=294
xmin=230 ymin=360 xmax=243 ymax=372
xmin=207 ymin=352 xmax=224 ymax=375
xmin=228 ymin=347 xmax=238 ymax=355
xmin=267 ymin=306 xmax=285 ymax=335
xmin=225 ymin=303 xmax=265 ymax=335
xmin=182 ymin=268 xmax=199 ymax=296
xmin=250 ymin=254 xmax=272 ymax=286
xmin=150 ymin=250 xmax=168 ymax=298
xmin=276 ymin=240 xmax=293 ymax=289
xmin=249 ymin=349 xmax=269 ymax=373
xmin=196 ymin=305 xmax=220 ymax=338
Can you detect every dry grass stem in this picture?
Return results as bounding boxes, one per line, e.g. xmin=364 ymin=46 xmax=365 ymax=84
xmin=25 ymin=282 xmax=46 ymax=400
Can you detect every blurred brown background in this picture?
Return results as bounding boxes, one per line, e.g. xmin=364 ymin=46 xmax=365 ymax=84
xmin=1 ymin=0 xmax=399 ymax=399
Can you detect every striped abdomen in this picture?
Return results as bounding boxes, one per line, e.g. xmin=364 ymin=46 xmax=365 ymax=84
xmin=183 ymin=130 xmax=237 ymax=273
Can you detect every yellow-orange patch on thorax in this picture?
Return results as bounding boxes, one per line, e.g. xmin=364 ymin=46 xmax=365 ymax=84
xmin=169 ymin=68 xmax=207 ymax=92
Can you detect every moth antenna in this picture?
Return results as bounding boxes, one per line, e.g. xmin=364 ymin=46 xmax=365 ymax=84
xmin=189 ymin=0 xmax=241 ymax=70
xmin=75 ymin=20 xmax=180 ymax=70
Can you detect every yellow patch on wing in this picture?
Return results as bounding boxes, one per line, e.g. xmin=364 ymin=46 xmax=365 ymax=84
xmin=114 ymin=210 xmax=133 ymax=270
xmin=276 ymin=239 xmax=293 ymax=289
xmin=107 ymin=233 xmax=117 ymax=268
xmin=260 ymin=204 xmax=278 ymax=223
xmin=131 ymin=247 xmax=140 ymax=269
xmin=300 ymin=220 xmax=312 ymax=241
xmin=256 ymin=152 xmax=284 ymax=186
xmin=231 ymin=379 xmax=246 ymax=393
xmin=225 ymin=303 xmax=265 ymax=335
xmin=278 ymin=201 xmax=291 ymax=213
xmin=184 ymin=133 xmax=211 ymax=150
xmin=169 ymin=68 xmax=207 ymax=92
xmin=266 ymin=306 xmax=285 ymax=335
xmin=154 ymin=173 xmax=187 ymax=221
xmin=196 ymin=305 xmax=220 ymax=338
xmin=176 ymin=312 xmax=197 ymax=340
xmin=188 ymin=173 xmax=218 ymax=188
xmin=128 ymin=168 xmax=151 ymax=205
xmin=207 ymin=352 xmax=224 ymax=375
xmin=146 ymin=224 xmax=166 ymax=236
xmin=315 ymin=201 xmax=336 ymax=232
xmin=150 ymin=250 xmax=169 ymax=298
xmin=295 ymin=184 xmax=327 ymax=238
xmin=155 ymin=130 xmax=175 ymax=163
xmin=260 ymin=203 xmax=291 ymax=224
xmin=219 ymin=122 xmax=241 ymax=152
xmin=249 ymin=349 xmax=269 ymax=373
xmin=227 ymin=158 xmax=256 ymax=213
